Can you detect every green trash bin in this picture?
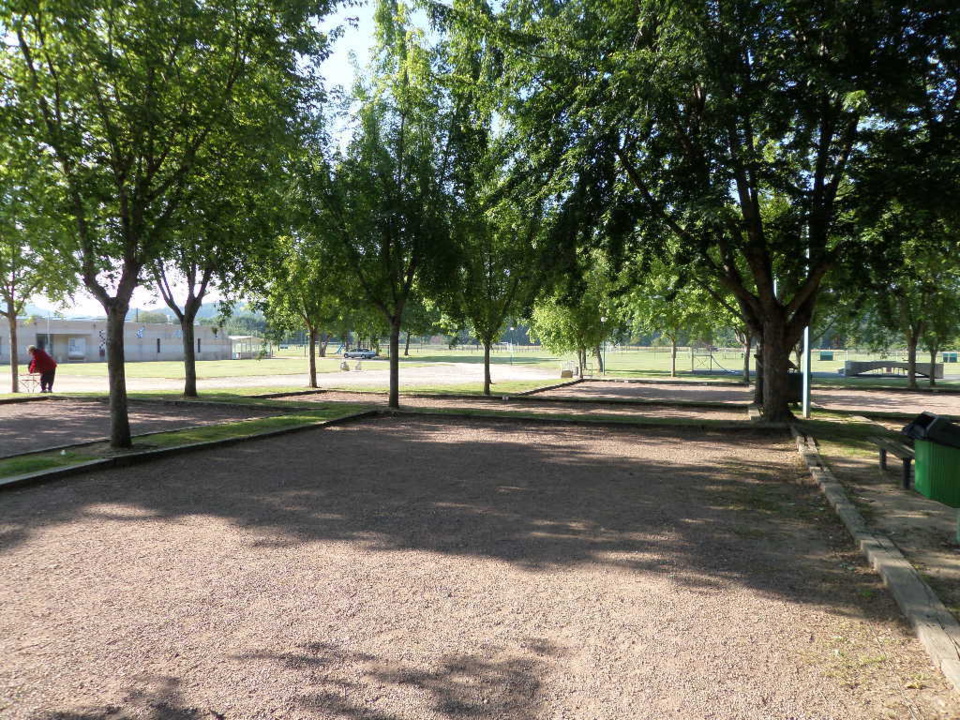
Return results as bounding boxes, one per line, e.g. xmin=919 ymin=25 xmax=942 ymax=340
xmin=913 ymin=440 xmax=960 ymax=508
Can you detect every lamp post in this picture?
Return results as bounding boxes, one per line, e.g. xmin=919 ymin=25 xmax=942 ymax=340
xmin=509 ymin=326 xmax=515 ymax=365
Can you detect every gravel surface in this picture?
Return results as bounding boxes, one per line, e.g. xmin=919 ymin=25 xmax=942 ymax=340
xmin=810 ymin=388 xmax=960 ymax=417
xmin=2 ymin=416 xmax=957 ymax=719
xmin=535 ymin=381 xmax=754 ymax=405
xmin=273 ymin=391 xmax=749 ymax=423
xmin=537 ymin=380 xmax=960 ymax=418
xmin=0 ymin=399 xmax=288 ymax=458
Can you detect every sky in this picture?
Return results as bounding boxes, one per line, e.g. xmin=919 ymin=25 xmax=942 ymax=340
xmin=31 ymin=2 xmax=378 ymax=318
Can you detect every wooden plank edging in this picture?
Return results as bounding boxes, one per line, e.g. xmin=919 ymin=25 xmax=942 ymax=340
xmin=791 ymin=426 xmax=960 ymax=694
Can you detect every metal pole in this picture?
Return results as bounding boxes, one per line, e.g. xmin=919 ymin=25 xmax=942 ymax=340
xmin=801 ymin=243 xmax=812 ymax=418
xmin=802 ymin=325 xmax=812 ymax=418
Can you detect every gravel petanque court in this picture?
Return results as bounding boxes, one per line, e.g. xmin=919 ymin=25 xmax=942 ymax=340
xmin=1 ymin=417 xmax=957 ymax=719
xmin=0 ymin=399 xmax=293 ymax=458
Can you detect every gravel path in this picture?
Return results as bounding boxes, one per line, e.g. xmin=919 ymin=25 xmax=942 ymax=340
xmin=1 ymin=416 xmax=956 ymax=719
xmin=0 ymin=399 xmax=290 ymax=458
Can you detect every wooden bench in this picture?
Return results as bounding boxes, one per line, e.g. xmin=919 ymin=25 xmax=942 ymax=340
xmin=867 ymin=435 xmax=915 ymax=489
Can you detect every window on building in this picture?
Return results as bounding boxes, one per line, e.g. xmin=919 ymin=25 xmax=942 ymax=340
xmin=197 ymin=338 xmax=202 ymax=354
xmin=156 ymin=338 xmax=161 ymax=354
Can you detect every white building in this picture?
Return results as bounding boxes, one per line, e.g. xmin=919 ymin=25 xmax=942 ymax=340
xmin=1 ymin=317 xmax=232 ymax=365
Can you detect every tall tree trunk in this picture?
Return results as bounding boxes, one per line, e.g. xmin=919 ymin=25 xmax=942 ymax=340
xmin=929 ymin=345 xmax=939 ymax=388
xmin=180 ymin=317 xmax=198 ymax=397
xmin=483 ymin=340 xmax=492 ymax=396
xmin=742 ymin=334 xmax=752 ymax=385
xmin=594 ymin=344 xmax=604 ymax=373
xmin=105 ymin=304 xmax=132 ymax=448
xmin=7 ymin=314 xmax=19 ymax=393
xmin=307 ymin=326 xmax=318 ymax=388
xmin=404 ymin=331 xmax=412 ymax=356
xmin=670 ymin=337 xmax=677 ymax=377
xmin=906 ymin=329 xmax=920 ymax=390
xmin=761 ymin=319 xmax=794 ymax=422
xmin=388 ymin=318 xmax=402 ymax=409
xmin=318 ymin=332 xmax=328 ymax=357
xmin=753 ymin=350 xmax=764 ymax=405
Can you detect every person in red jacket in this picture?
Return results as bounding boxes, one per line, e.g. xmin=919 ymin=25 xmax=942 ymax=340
xmin=27 ymin=345 xmax=57 ymax=393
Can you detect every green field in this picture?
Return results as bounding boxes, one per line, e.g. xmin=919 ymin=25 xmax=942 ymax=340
xmin=4 ymin=344 xmax=958 ymax=389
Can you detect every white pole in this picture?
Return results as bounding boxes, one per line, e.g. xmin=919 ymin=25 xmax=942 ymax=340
xmin=801 ymin=243 xmax=812 ymax=418
xmin=802 ymin=325 xmax=812 ymax=418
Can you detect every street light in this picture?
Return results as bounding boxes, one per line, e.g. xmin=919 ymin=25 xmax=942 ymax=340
xmin=509 ymin=326 xmax=515 ymax=365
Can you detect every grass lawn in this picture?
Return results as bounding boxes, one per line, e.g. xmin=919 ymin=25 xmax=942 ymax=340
xmin=53 ymin=356 xmax=344 ymax=379
xmin=4 ymin=343 xmax=958 ymax=393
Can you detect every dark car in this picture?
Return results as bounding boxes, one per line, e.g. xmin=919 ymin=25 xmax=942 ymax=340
xmin=344 ymin=348 xmax=378 ymax=359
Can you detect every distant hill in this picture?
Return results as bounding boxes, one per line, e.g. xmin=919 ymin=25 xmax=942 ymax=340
xmin=21 ymin=301 xmax=226 ymax=321
xmin=130 ymin=303 xmax=227 ymax=322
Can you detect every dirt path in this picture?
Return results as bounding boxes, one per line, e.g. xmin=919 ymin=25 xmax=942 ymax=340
xmin=1 ymin=417 xmax=957 ymax=719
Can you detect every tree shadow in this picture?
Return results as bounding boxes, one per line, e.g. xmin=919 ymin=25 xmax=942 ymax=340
xmin=241 ymin=641 xmax=550 ymax=719
xmin=34 ymin=642 xmax=552 ymax=720
xmin=1 ymin=416 xmax=893 ymax=618
xmin=38 ymin=676 xmax=212 ymax=719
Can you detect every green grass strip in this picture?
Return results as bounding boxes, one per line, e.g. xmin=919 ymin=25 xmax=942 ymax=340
xmin=144 ymin=406 xmax=366 ymax=447
xmin=0 ymin=452 xmax=90 ymax=478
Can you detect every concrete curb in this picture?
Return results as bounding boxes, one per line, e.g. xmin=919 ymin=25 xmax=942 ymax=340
xmin=0 ymin=394 xmax=54 ymax=406
xmin=791 ymin=426 xmax=960 ymax=694
xmin=0 ymin=410 xmax=379 ymax=492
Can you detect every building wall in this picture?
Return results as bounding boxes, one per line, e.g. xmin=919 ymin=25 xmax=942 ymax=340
xmin=0 ymin=318 xmax=232 ymax=364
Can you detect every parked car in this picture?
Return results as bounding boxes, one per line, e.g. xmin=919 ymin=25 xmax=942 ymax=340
xmin=344 ymin=348 xmax=378 ymax=359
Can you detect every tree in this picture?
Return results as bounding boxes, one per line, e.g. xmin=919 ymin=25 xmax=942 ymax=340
xmin=858 ymin=217 xmax=960 ymax=389
xmin=401 ymin=297 xmax=442 ymax=355
xmin=0 ymin=105 xmax=76 ymax=392
xmin=307 ymin=0 xmax=455 ymax=408
xmin=259 ymin=234 xmax=355 ymax=388
xmin=150 ymin=110 xmax=293 ymax=397
xmin=529 ymin=251 xmax=617 ymax=373
xmin=3 ymin=0 xmax=331 ymax=445
xmin=490 ymin=0 xmax=952 ymax=420
xmin=624 ymin=259 xmax=728 ymax=378
xmin=434 ymin=0 xmax=547 ymax=394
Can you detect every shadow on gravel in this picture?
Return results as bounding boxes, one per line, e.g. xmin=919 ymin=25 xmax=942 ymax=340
xmin=244 ymin=642 xmax=547 ymax=719
xmin=1 ymin=415 xmax=890 ymax=621
xmin=36 ymin=644 xmax=549 ymax=719
xmin=38 ymin=676 xmax=206 ymax=719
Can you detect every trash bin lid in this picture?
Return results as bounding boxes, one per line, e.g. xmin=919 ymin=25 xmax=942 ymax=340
xmin=902 ymin=412 xmax=960 ymax=449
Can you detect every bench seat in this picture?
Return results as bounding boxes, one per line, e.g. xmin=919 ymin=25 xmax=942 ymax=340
xmin=867 ymin=435 xmax=915 ymax=489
